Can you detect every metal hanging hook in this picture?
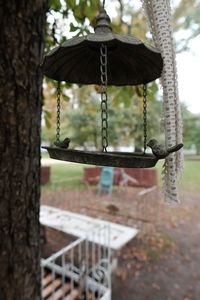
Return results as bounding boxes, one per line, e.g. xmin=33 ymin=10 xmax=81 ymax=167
xmin=102 ymin=0 xmax=105 ymax=8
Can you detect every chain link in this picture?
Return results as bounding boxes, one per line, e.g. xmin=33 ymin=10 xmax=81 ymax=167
xmin=52 ymin=21 xmax=58 ymax=45
xmin=100 ymin=44 xmax=108 ymax=153
xmin=143 ymin=84 xmax=147 ymax=154
xmin=51 ymin=19 xmax=61 ymax=46
xmin=56 ymin=81 xmax=61 ymax=143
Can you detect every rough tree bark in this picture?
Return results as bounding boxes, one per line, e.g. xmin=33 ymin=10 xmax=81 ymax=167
xmin=0 ymin=1 xmax=47 ymax=299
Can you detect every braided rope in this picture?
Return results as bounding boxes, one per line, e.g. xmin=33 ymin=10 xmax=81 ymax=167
xmin=141 ymin=0 xmax=183 ymax=204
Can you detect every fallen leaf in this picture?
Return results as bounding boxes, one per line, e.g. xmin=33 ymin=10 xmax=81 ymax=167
xmin=184 ymin=256 xmax=192 ymax=263
xmin=116 ymin=270 xmax=127 ymax=281
xmin=135 ymin=263 xmax=143 ymax=270
xmin=171 ymin=222 xmax=178 ymax=228
xmin=152 ymin=282 xmax=161 ymax=291
xmin=127 ymin=263 xmax=131 ymax=269
xmin=169 ymin=266 xmax=178 ymax=272
xmin=147 ymin=266 xmax=153 ymax=272
xmin=134 ymin=270 xmax=140 ymax=279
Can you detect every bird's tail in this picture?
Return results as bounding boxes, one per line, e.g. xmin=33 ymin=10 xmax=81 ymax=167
xmin=168 ymin=143 xmax=183 ymax=154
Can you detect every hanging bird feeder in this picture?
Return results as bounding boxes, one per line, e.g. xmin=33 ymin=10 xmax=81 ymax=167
xmin=43 ymin=9 xmax=163 ymax=85
xmin=42 ymin=5 xmax=182 ymax=168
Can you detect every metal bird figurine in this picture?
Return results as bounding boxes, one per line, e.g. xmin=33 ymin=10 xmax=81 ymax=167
xmin=147 ymin=139 xmax=183 ymax=159
xmin=54 ymin=137 xmax=70 ymax=149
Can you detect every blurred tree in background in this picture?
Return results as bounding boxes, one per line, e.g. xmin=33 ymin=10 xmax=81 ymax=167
xmin=42 ymin=0 xmax=200 ymax=152
xmin=182 ymin=104 xmax=200 ymax=154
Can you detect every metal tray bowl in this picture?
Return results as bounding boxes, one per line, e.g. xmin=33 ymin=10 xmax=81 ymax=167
xmin=43 ymin=147 xmax=159 ymax=168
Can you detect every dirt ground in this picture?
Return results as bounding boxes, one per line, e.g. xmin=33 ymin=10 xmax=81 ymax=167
xmin=41 ymin=187 xmax=200 ymax=300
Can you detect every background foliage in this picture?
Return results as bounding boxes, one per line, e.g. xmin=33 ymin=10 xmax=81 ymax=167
xmin=42 ymin=0 xmax=200 ymax=153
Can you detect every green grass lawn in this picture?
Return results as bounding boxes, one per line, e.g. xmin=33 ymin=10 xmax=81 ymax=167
xmin=50 ymin=163 xmax=85 ymax=181
xmin=41 ymin=151 xmax=49 ymax=159
xmin=41 ymin=163 xmax=85 ymax=193
xmin=41 ymin=157 xmax=200 ymax=194
xmin=179 ymin=159 xmax=200 ymax=191
xmin=155 ymin=158 xmax=200 ymax=191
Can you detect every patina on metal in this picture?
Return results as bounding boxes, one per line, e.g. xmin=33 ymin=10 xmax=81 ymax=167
xmin=55 ymin=81 xmax=61 ymax=143
xmin=45 ymin=135 xmax=184 ymax=167
xmin=42 ymin=8 xmax=163 ymax=86
xmin=42 ymin=7 xmax=167 ymax=168
xmin=143 ymin=84 xmax=148 ymax=153
xmin=43 ymin=147 xmax=159 ymax=168
xmin=43 ymin=142 xmax=184 ymax=168
xmin=147 ymin=139 xmax=183 ymax=159
xmin=100 ymin=43 xmax=109 ymax=153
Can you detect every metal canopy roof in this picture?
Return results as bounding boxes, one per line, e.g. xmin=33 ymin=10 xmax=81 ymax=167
xmin=42 ymin=8 xmax=163 ymax=86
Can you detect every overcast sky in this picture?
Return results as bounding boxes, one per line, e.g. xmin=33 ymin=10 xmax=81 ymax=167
xmin=51 ymin=0 xmax=200 ymax=114
xmin=176 ymin=36 xmax=200 ymax=114
xmin=105 ymin=0 xmax=200 ymax=114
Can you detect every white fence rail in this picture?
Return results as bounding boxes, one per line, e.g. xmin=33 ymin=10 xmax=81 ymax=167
xmin=41 ymin=225 xmax=111 ymax=300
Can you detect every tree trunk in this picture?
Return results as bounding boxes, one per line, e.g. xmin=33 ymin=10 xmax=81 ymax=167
xmin=0 ymin=1 xmax=47 ymax=299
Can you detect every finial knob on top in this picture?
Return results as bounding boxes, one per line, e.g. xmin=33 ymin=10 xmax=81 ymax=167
xmin=95 ymin=8 xmax=112 ymax=34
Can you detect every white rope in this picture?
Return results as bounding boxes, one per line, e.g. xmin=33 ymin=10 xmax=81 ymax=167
xmin=140 ymin=0 xmax=183 ymax=204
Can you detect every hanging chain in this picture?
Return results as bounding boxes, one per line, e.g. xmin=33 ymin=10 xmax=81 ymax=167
xmin=52 ymin=21 xmax=58 ymax=45
xmin=100 ymin=43 xmax=108 ymax=153
xmin=143 ymin=84 xmax=148 ymax=154
xmin=56 ymin=81 xmax=61 ymax=143
xmin=102 ymin=0 xmax=105 ymax=8
xmin=51 ymin=18 xmax=61 ymax=46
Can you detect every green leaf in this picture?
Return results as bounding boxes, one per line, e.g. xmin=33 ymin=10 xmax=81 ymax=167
xmin=70 ymin=22 xmax=79 ymax=32
xmin=43 ymin=109 xmax=52 ymax=129
xmin=44 ymin=110 xmax=52 ymax=118
xmin=48 ymin=0 xmax=62 ymax=11
xmin=65 ymin=0 xmax=76 ymax=9
xmin=45 ymin=118 xmax=51 ymax=129
xmin=62 ymin=94 xmax=70 ymax=102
